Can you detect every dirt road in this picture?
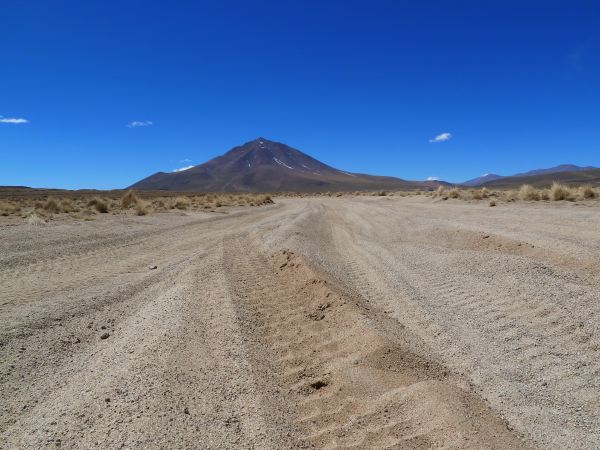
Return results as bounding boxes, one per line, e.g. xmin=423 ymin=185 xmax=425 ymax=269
xmin=1 ymin=197 xmax=599 ymax=448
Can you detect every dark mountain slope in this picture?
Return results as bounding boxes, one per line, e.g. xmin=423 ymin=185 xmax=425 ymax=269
xmin=480 ymin=168 xmax=600 ymax=188
xmin=130 ymin=138 xmax=436 ymax=192
xmin=514 ymin=164 xmax=596 ymax=177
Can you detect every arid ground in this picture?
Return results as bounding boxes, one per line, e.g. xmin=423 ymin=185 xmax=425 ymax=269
xmin=1 ymin=196 xmax=599 ymax=449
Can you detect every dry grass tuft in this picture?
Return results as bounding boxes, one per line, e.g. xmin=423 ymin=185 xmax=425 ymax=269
xmin=59 ymin=198 xmax=77 ymax=213
xmin=0 ymin=200 xmax=19 ymax=216
xmin=135 ymin=201 xmax=149 ymax=216
xmin=550 ymin=182 xmax=574 ymax=201
xmin=121 ymin=190 xmax=140 ymax=208
xmin=519 ymin=184 xmax=540 ymax=201
xmin=25 ymin=211 xmax=46 ymax=226
xmin=173 ymin=196 xmax=191 ymax=210
xmin=447 ymin=187 xmax=461 ymax=199
xmin=489 ymin=200 xmax=496 ymax=207
xmin=580 ymin=185 xmax=597 ymax=199
xmin=90 ymin=198 xmax=109 ymax=213
xmin=469 ymin=189 xmax=483 ymax=200
xmin=43 ymin=197 xmax=61 ymax=214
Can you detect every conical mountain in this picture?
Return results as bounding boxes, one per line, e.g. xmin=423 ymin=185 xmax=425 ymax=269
xmin=130 ymin=137 xmax=433 ymax=192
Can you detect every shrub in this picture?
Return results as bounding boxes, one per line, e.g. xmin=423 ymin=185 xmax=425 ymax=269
xmin=135 ymin=201 xmax=149 ymax=216
xmin=519 ymin=184 xmax=540 ymax=201
xmin=121 ymin=190 xmax=139 ymax=208
xmin=550 ymin=182 xmax=573 ymax=201
xmin=435 ymin=186 xmax=445 ymax=197
xmin=0 ymin=200 xmax=18 ymax=216
xmin=447 ymin=188 xmax=461 ymax=199
xmin=489 ymin=200 xmax=496 ymax=207
xmin=480 ymin=187 xmax=490 ymax=198
xmin=469 ymin=189 xmax=483 ymax=200
xmin=93 ymin=198 xmax=109 ymax=213
xmin=173 ymin=196 xmax=190 ymax=210
xmin=59 ymin=199 xmax=76 ymax=213
xmin=43 ymin=197 xmax=61 ymax=214
xmin=580 ymin=185 xmax=596 ymax=199
xmin=25 ymin=211 xmax=46 ymax=226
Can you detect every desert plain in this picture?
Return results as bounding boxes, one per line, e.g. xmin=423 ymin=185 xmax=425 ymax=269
xmin=1 ymin=195 xmax=600 ymax=449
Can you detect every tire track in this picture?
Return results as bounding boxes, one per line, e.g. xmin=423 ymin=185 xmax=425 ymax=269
xmin=222 ymin=232 xmax=531 ymax=449
xmin=324 ymin=201 xmax=600 ymax=449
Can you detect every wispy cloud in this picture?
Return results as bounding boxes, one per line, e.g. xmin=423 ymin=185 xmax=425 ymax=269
xmin=0 ymin=116 xmax=29 ymax=124
xmin=173 ymin=165 xmax=194 ymax=172
xmin=426 ymin=176 xmax=439 ymax=181
xmin=429 ymin=132 xmax=452 ymax=143
xmin=127 ymin=120 xmax=153 ymax=128
xmin=180 ymin=158 xmax=192 ymax=163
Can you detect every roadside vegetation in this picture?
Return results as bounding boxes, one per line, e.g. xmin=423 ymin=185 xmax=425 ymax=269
xmin=0 ymin=190 xmax=274 ymax=223
xmin=2 ymin=183 xmax=598 ymax=223
xmin=430 ymin=182 xmax=598 ymax=205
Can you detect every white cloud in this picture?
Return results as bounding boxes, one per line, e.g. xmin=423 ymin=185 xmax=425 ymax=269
xmin=0 ymin=116 xmax=28 ymax=124
xmin=426 ymin=176 xmax=439 ymax=181
xmin=429 ymin=132 xmax=452 ymax=143
xmin=173 ymin=165 xmax=194 ymax=172
xmin=127 ymin=120 xmax=153 ymax=128
xmin=180 ymin=158 xmax=192 ymax=163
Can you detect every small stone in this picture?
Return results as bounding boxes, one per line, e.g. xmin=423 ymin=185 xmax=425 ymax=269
xmin=184 ymin=407 xmax=189 ymax=414
xmin=149 ymin=265 xmax=158 ymax=270
xmin=100 ymin=332 xmax=110 ymax=340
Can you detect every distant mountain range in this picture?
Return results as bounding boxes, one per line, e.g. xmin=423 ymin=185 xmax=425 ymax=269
xmin=461 ymin=164 xmax=599 ymax=188
xmin=130 ymin=138 xmax=441 ymax=192
xmin=462 ymin=173 xmax=504 ymax=186
xmin=129 ymin=138 xmax=598 ymax=192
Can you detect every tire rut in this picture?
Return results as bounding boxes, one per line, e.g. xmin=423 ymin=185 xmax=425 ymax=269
xmin=222 ymin=232 xmax=531 ymax=449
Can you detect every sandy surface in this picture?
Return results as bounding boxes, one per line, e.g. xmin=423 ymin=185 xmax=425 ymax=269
xmin=1 ymin=197 xmax=599 ymax=448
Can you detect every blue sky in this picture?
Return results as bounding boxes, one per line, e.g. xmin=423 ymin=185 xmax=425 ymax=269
xmin=1 ymin=1 xmax=599 ymax=189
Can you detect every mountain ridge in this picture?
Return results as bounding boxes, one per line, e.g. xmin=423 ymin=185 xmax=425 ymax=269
xmin=130 ymin=138 xmax=439 ymax=192
xmin=461 ymin=164 xmax=597 ymax=187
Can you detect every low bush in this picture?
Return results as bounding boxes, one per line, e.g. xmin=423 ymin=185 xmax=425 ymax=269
xmin=519 ymin=184 xmax=540 ymax=201
xmin=121 ymin=190 xmax=139 ymax=208
xmin=550 ymin=182 xmax=574 ymax=201
xmin=93 ymin=198 xmax=109 ymax=213
xmin=580 ymin=185 xmax=596 ymax=199
xmin=43 ymin=197 xmax=61 ymax=214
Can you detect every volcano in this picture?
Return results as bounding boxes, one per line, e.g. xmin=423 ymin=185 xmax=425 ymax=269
xmin=130 ymin=138 xmax=435 ymax=192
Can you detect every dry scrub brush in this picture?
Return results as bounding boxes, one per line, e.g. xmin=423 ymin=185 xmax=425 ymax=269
xmin=428 ymin=183 xmax=599 ymax=204
xmin=121 ymin=190 xmax=140 ymax=208
xmin=0 ymin=190 xmax=275 ymax=223
xmin=519 ymin=184 xmax=540 ymax=201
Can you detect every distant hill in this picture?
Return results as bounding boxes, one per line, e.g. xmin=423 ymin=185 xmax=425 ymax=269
xmin=513 ymin=164 xmax=596 ymax=177
xmin=130 ymin=137 xmax=439 ymax=192
xmin=479 ymin=168 xmax=600 ymax=189
xmin=462 ymin=173 xmax=504 ymax=186
xmin=462 ymin=164 xmax=598 ymax=188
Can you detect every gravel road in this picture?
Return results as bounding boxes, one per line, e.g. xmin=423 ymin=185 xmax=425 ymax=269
xmin=1 ymin=196 xmax=599 ymax=448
